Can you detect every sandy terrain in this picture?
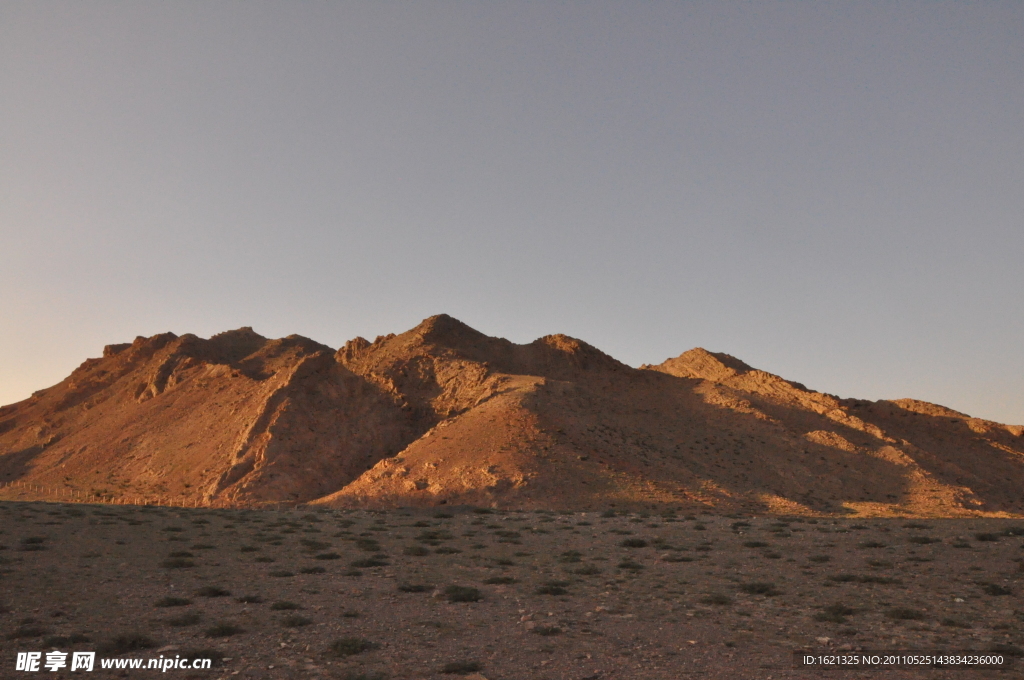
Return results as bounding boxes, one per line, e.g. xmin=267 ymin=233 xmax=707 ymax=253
xmin=2 ymin=502 xmax=1022 ymax=679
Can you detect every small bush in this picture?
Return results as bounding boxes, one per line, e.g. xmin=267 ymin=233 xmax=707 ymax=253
xmin=167 ymin=551 xmax=194 ymax=558
xmin=571 ymin=564 xmax=603 ymax=574
xmin=254 ymin=556 xmax=276 ymax=563
xmin=620 ymin=538 xmax=648 ymax=548
xmin=808 ymin=555 xmax=831 ymax=563
xmin=20 ymin=537 xmax=46 ymax=551
xmin=397 ymin=584 xmax=433 ymax=593
xmin=240 ymin=545 xmax=259 ymax=552
xmin=700 ymin=593 xmax=732 ymax=606
xmin=154 ymin=596 xmax=191 ymax=607
xmin=166 ymin=612 xmax=202 ymax=627
xmin=350 ymin=557 xmax=388 ymax=568
xmin=975 ymin=532 xmax=1000 ymax=542
xmin=7 ymin=624 xmax=50 ymax=639
xmin=941 ymin=618 xmax=972 ymax=628
xmin=161 ymin=557 xmax=195 ymax=569
xmin=97 ymin=633 xmax=156 ymax=655
xmin=43 ymin=633 xmax=90 ymax=646
xmin=435 ymin=546 xmax=462 ymax=554
xmin=444 ymin=586 xmax=483 ymax=602
xmin=269 ymin=570 xmax=295 ymax=577
xmin=196 ymin=586 xmax=230 ymax=598
xmin=270 ymin=601 xmax=302 ymax=610
xmin=885 ymin=607 xmax=924 ymax=621
xmin=907 ymin=536 xmax=939 ymax=544
xmin=986 ymin=643 xmax=1024 ymax=658
xmin=314 ymin=552 xmax=342 ymax=560
xmin=235 ymin=595 xmax=263 ymax=603
xmin=814 ymin=604 xmax=855 ymax=623
xmin=858 ymin=541 xmax=887 ymax=549
xmin=280 ymin=614 xmax=313 ymax=627
xmin=204 ymin=622 xmax=244 ymax=638
xmin=532 ymin=625 xmax=561 ymax=636
xmin=536 ymin=583 xmax=568 ymax=596
xmin=743 ymin=541 xmax=769 ymax=548
xmin=981 ymin=583 xmax=1013 ymax=596
xmin=301 ymin=566 xmax=327 ymax=574
xmin=482 ymin=576 xmax=516 ymax=584
xmin=330 ymin=637 xmax=376 ymax=657
xmin=557 ymin=551 xmax=583 ymax=563
xmin=403 ymin=545 xmax=430 ymax=556
xmin=827 ymin=574 xmax=899 ymax=585
xmin=440 ymin=660 xmax=483 ymax=675
xmin=739 ymin=582 xmax=781 ymax=596
xmin=618 ymin=559 xmax=644 ymax=571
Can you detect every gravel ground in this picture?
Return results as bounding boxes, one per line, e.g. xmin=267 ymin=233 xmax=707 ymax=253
xmin=1 ymin=502 xmax=1022 ymax=679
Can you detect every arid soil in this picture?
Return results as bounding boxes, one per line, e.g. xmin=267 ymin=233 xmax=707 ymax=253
xmin=2 ymin=502 xmax=1022 ymax=679
xmin=2 ymin=315 xmax=1022 ymax=516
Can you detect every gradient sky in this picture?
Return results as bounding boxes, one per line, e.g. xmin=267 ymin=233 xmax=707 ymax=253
xmin=2 ymin=1 xmax=1022 ymax=424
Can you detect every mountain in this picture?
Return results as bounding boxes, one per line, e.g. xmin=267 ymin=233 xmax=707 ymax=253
xmin=1 ymin=315 xmax=1022 ymax=516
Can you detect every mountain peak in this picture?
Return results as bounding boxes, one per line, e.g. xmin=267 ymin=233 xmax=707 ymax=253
xmin=650 ymin=347 xmax=754 ymax=381
xmin=410 ymin=314 xmax=486 ymax=344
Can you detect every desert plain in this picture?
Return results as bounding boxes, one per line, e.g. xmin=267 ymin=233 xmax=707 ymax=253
xmin=1 ymin=501 xmax=1023 ymax=679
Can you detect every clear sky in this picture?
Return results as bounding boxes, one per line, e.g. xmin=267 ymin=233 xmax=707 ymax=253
xmin=2 ymin=2 xmax=1022 ymax=424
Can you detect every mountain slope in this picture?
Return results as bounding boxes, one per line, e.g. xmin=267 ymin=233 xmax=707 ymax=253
xmin=1 ymin=315 xmax=1021 ymax=515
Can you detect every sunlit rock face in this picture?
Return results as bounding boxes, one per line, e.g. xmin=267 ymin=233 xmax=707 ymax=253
xmin=2 ymin=315 xmax=1023 ymax=516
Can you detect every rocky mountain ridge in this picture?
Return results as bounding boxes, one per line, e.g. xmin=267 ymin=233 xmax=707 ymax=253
xmin=2 ymin=315 xmax=1021 ymax=515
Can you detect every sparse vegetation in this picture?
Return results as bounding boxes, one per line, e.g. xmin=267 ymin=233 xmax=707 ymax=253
xmin=154 ymin=596 xmax=191 ymax=607
xmin=444 ymin=585 xmax=483 ymax=602
xmin=440 ymin=660 xmax=483 ymax=675
xmin=532 ymin=625 xmax=562 ymax=636
xmin=204 ymin=622 xmax=244 ymax=637
xmin=885 ymin=607 xmax=925 ymax=621
xmin=97 ymin=633 xmax=157 ymax=655
xmin=739 ymin=582 xmax=781 ymax=596
xmin=329 ymin=637 xmax=376 ymax=657
xmin=397 ymin=583 xmax=433 ymax=593
xmin=814 ymin=603 xmax=855 ymax=623
xmin=166 ymin=611 xmax=202 ymax=627
xmin=700 ymin=593 xmax=732 ymax=605
xmin=280 ymin=614 xmax=313 ymax=627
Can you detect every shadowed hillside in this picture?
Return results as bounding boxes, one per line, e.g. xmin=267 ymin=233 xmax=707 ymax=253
xmin=1 ymin=315 xmax=1021 ymax=515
